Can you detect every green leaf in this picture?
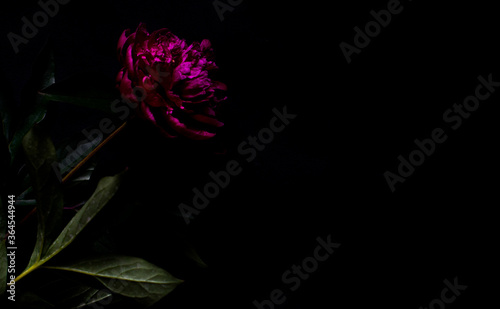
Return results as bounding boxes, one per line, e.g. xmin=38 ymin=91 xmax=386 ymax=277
xmin=22 ymin=125 xmax=63 ymax=269
xmin=21 ymin=276 xmax=116 ymax=309
xmin=8 ymin=98 xmax=47 ymax=164
xmin=45 ymin=255 xmax=183 ymax=307
xmin=38 ymin=279 xmax=114 ymax=309
xmin=43 ymin=172 xmax=123 ymax=259
xmin=15 ymin=171 xmax=125 ymax=282
xmin=69 ymin=287 xmax=113 ymax=309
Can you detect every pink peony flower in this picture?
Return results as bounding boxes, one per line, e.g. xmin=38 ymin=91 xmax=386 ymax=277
xmin=116 ymin=23 xmax=227 ymax=140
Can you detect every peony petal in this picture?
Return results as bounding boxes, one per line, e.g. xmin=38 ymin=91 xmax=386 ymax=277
xmin=203 ymin=106 xmax=216 ymax=117
xmin=181 ymin=78 xmax=211 ymax=99
xmin=146 ymin=91 xmax=168 ymax=108
xmin=125 ymin=44 xmax=135 ymax=79
xmin=148 ymin=61 xmax=173 ymax=86
xmin=119 ymin=70 xmax=138 ymax=103
xmin=211 ymin=81 xmax=227 ymax=91
xmin=190 ymin=114 xmax=224 ymax=128
xmin=142 ymin=75 xmax=158 ymax=91
xmin=138 ymin=103 xmax=177 ymax=138
xmin=117 ymin=29 xmax=131 ymax=56
xmin=138 ymin=101 xmax=156 ymax=123
xmin=150 ymin=28 xmax=172 ymax=41
xmin=176 ymin=62 xmax=192 ymax=76
xmin=115 ymin=69 xmax=125 ymax=87
xmin=166 ymin=91 xmax=184 ymax=108
xmin=200 ymin=39 xmax=211 ymax=51
xmin=135 ymin=23 xmax=150 ymax=40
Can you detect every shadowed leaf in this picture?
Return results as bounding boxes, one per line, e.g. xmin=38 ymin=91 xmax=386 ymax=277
xmin=8 ymin=98 xmax=47 ymax=164
xmin=45 ymin=255 xmax=183 ymax=307
xmin=43 ymin=171 xmax=124 ymax=262
xmin=40 ymin=280 xmax=114 ymax=309
xmin=70 ymin=287 xmax=113 ymax=309
xmin=22 ymin=125 xmax=63 ymax=269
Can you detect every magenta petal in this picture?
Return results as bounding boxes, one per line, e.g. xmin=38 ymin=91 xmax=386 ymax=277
xmin=116 ymin=69 xmax=124 ymax=85
xmin=203 ymin=107 xmax=216 ymax=117
xmin=139 ymin=101 xmax=156 ymax=122
xmin=190 ymin=114 xmax=224 ymax=128
xmin=181 ymin=77 xmax=211 ymax=99
xmin=146 ymin=91 xmax=167 ymax=107
xmin=125 ymin=45 xmax=135 ymax=78
xmin=200 ymin=39 xmax=211 ymax=51
xmin=117 ymin=29 xmax=130 ymax=54
xmin=135 ymin=23 xmax=150 ymax=40
xmin=118 ymin=33 xmax=135 ymax=63
xmin=138 ymin=103 xmax=177 ymax=138
xmin=149 ymin=61 xmax=173 ymax=86
xmin=166 ymin=91 xmax=184 ymax=108
xmin=211 ymin=81 xmax=228 ymax=91
xmin=176 ymin=62 xmax=192 ymax=77
xmin=119 ymin=71 xmax=138 ymax=102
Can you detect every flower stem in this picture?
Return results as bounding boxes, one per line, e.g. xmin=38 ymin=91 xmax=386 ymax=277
xmin=13 ymin=263 xmax=39 ymax=282
xmin=62 ymin=121 xmax=128 ymax=183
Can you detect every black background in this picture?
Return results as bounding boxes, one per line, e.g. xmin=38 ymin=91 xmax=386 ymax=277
xmin=1 ymin=0 xmax=498 ymax=308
